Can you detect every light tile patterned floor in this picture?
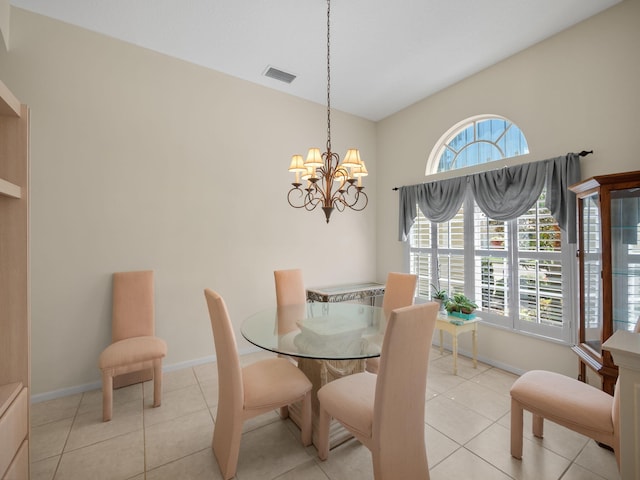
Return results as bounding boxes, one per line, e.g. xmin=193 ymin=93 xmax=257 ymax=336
xmin=30 ymin=350 xmax=621 ymax=480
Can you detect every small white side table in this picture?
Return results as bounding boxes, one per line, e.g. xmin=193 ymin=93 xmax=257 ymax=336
xmin=436 ymin=314 xmax=479 ymax=375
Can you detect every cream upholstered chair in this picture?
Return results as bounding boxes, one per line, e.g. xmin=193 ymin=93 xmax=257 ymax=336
xmin=273 ymin=267 xmax=305 ymax=356
xmin=365 ymin=272 xmax=417 ymax=374
xmin=317 ymin=302 xmax=439 ymax=480
xmin=98 ymin=271 xmax=167 ymax=422
xmin=273 ymin=268 xmax=306 ymax=409
xmin=204 ymin=289 xmax=313 ymax=480
xmin=510 ymin=370 xmax=620 ymax=469
xmin=274 ymin=268 xmax=307 ymax=306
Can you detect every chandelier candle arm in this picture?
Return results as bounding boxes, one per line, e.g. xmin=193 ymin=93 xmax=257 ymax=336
xmin=286 ymin=0 xmax=368 ymax=224
xmin=288 ymin=154 xmax=306 ymax=185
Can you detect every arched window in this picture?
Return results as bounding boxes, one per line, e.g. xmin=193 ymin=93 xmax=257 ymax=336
xmin=409 ymin=115 xmax=574 ymax=343
xmin=426 ymin=115 xmax=529 ymax=174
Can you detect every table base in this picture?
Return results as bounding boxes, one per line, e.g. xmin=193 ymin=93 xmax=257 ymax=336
xmin=288 ymin=357 xmax=365 ymax=449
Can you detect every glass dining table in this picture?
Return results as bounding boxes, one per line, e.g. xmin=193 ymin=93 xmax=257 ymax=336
xmin=241 ymin=302 xmax=386 ymax=360
xmin=241 ymin=302 xmax=387 ymax=448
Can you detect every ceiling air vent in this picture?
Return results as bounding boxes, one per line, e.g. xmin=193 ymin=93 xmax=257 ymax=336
xmin=264 ymin=66 xmax=296 ymax=84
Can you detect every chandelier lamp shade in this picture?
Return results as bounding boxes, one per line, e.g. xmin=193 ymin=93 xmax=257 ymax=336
xmin=287 ymin=0 xmax=368 ymax=224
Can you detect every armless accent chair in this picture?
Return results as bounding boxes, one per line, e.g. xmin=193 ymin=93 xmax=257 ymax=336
xmin=365 ymin=272 xmax=417 ymax=374
xmin=510 ymin=370 xmax=620 ymax=470
xmin=317 ymin=302 xmax=439 ymax=480
xmin=204 ymin=289 xmax=313 ymax=480
xmin=98 ymin=271 xmax=167 ymax=422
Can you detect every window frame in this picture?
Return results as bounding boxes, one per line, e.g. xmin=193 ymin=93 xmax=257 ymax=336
xmin=426 ymin=114 xmax=530 ymax=175
xmin=408 ymin=114 xmax=575 ymax=344
xmin=405 ymin=194 xmax=576 ymax=344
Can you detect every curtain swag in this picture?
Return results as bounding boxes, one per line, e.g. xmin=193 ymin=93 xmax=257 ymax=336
xmin=399 ymin=153 xmax=581 ymax=243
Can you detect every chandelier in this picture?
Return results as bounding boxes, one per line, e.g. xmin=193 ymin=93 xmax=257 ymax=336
xmin=287 ymin=0 xmax=368 ymax=224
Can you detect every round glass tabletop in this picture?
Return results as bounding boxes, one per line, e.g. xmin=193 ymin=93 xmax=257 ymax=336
xmin=241 ymin=302 xmax=387 ymax=360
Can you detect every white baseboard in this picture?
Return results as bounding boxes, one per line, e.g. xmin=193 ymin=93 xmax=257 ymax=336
xmin=431 ymin=339 xmax=526 ymax=376
xmin=31 ymin=380 xmax=103 ymax=404
xmin=32 ymin=344 xmax=521 ymax=404
xmin=30 ymin=346 xmax=263 ymax=404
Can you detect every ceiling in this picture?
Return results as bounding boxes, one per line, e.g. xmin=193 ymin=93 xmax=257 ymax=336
xmin=10 ymin=0 xmax=621 ymax=121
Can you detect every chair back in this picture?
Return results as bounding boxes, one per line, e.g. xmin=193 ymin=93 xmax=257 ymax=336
xmin=276 ymin=304 xmax=306 ymax=335
xmin=382 ymin=272 xmax=417 ymax=317
xmin=274 ymin=269 xmax=306 ymax=306
xmin=204 ymin=289 xmax=244 ymax=412
xmin=112 ymin=270 xmax=154 ymax=342
xmin=373 ymin=302 xmax=438 ymax=478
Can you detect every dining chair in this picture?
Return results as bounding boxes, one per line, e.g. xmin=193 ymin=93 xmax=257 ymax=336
xmin=510 ymin=370 xmax=620 ymax=469
xmin=317 ymin=302 xmax=439 ymax=480
xmin=98 ymin=270 xmax=167 ymax=422
xmin=273 ymin=268 xmax=305 ymax=405
xmin=274 ymin=268 xmax=307 ymax=306
xmin=365 ymin=272 xmax=417 ymax=374
xmin=204 ymin=289 xmax=313 ymax=480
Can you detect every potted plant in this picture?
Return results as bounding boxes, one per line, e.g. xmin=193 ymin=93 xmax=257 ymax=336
xmin=445 ymin=293 xmax=478 ymax=319
xmin=431 ymin=282 xmax=448 ymax=312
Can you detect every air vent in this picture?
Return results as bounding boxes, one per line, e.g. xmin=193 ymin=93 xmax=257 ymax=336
xmin=264 ymin=66 xmax=296 ymax=84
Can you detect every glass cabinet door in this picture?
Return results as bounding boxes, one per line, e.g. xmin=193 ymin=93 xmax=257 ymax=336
xmin=582 ymin=192 xmax=602 ymax=353
xmin=611 ymin=186 xmax=640 ymax=333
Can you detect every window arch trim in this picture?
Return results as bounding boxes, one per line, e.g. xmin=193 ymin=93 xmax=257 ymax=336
xmin=426 ymin=114 xmax=529 ymax=175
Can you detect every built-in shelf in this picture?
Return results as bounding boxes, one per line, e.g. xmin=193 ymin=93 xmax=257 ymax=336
xmin=0 ymin=80 xmax=23 ymax=199
xmin=0 ymin=80 xmax=29 ymax=477
xmin=0 ymin=81 xmax=21 ymax=118
xmin=0 ymin=178 xmax=21 ymax=198
xmin=0 ymin=382 xmax=22 ymax=419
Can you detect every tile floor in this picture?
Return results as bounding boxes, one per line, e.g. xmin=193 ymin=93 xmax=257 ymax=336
xmin=30 ymin=350 xmax=621 ymax=480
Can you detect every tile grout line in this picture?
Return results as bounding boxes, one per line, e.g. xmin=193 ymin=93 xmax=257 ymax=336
xmin=193 ymin=366 xmax=217 ymax=425
xmin=50 ymin=392 xmax=84 ymax=479
xmin=462 ymin=444 xmax=518 ymax=480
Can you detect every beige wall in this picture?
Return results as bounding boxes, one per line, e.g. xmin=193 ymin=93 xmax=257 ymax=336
xmin=1 ymin=0 xmax=638 ymax=397
xmin=0 ymin=0 xmax=8 ymax=50
xmin=0 ymin=8 xmax=377 ymax=396
xmin=376 ymin=0 xmax=640 ymax=377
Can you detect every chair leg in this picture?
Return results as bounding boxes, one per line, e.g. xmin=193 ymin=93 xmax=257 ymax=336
xmin=300 ymin=391 xmax=312 ymax=447
xmin=532 ymin=413 xmax=544 ymax=438
xmin=102 ymin=371 xmax=113 ymax=422
xmin=317 ymin=405 xmax=331 ymax=461
xmin=153 ymin=360 xmax=163 ymax=408
xmin=510 ymin=398 xmax=523 ymax=459
xmin=279 ymin=405 xmax=289 ymax=419
xmin=213 ymin=408 xmax=243 ymax=480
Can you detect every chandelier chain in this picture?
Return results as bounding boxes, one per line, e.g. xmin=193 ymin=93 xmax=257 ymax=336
xmin=286 ymin=0 xmax=368 ymax=223
xmin=326 ymin=0 xmax=331 ymax=153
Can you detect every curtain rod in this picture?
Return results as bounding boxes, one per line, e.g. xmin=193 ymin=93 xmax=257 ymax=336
xmin=391 ymin=150 xmax=593 ymax=191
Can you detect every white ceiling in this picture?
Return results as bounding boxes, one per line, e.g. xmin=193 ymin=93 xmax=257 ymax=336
xmin=10 ymin=0 xmax=621 ymax=121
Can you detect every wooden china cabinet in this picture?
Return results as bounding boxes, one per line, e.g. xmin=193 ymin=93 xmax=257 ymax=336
xmin=570 ymin=170 xmax=640 ymax=395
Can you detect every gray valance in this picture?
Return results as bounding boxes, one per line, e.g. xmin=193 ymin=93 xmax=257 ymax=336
xmin=470 ymin=160 xmax=547 ymax=221
xmin=398 ymin=177 xmax=467 ymax=238
xmin=399 ymin=153 xmax=581 ymax=243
